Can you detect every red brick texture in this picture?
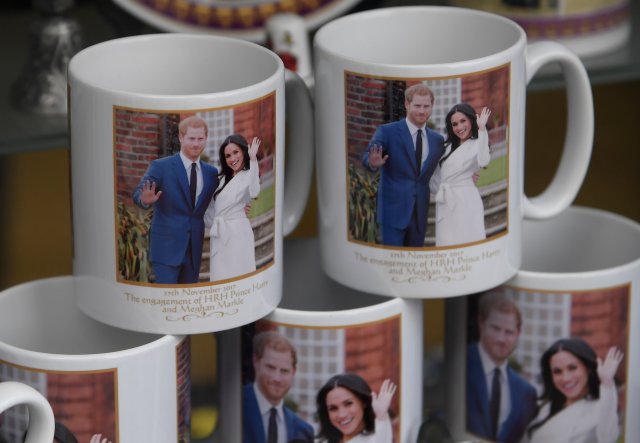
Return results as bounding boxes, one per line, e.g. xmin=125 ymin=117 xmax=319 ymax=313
xmin=46 ymin=371 xmax=117 ymax=442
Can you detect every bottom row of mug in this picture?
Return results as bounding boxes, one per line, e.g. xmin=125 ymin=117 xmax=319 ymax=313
xmin=1 ymin=205 xmax=639 ymax=443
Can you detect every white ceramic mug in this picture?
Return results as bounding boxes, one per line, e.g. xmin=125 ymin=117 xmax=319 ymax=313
xmin=0 ymin=276 xmax=190 ymax=443
xmin=215 ymin=238 xmax=424 ymax=443
xmin=0 ymin=382 xmax=55 ymax=443
xmin=444 ymin=206 xmax=640 ymax=443
xmin=68 ymin=33 xmax=313 ymax=334
xmin=313 ymin=6 xmax=593 ymax=298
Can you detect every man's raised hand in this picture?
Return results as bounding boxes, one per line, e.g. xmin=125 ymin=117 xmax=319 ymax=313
xmin=368 ymin=144 xmax=389 ymax=168
xmin=139 ymin=180 xmax=163 ymax=206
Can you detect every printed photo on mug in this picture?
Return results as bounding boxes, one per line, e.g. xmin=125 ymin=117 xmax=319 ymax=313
xmin=464 ymin=286 xmax=628 ymax=443
xmin=114 ymin=93 xmax=276 ymax=288
xmin=0 ymin=338 xmax=191 ymax=443
xmin=240 ymin=317 xmax=402 ymax=443
xmin=346 ymin=66 xmax=509 ymax=250
xmin=0 ymin=367 xmax=117 ymax=443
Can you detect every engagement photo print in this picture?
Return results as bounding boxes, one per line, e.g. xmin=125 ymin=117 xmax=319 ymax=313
xmin=114 ymin=93 xmax=276 ymax=286
xmin=0 ymin=364 xmax=117 ymax=443
xmin=346 ymin=67 xmax=509 ymax=248
xmin=465 ymin=286 xmax=629 ymax=443
xmin=241 ymin=317 xmax=402 ymax=442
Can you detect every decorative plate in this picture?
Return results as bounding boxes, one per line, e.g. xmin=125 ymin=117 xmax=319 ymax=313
xmin=110 ymin=0 xmax=363 ymax=42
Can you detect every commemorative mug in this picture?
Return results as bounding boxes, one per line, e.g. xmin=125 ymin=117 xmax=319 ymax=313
xmin=444 ymin=206 xmax=640 ymax=443
xmin=215 ymin=238 xmax=424 ymax=443
xmin=68 ymin=33 xmax=314 ymax=334
xmin=313 ymin=6 xmax=593 ymax=298
xmin=0 ymin=382 xmax=55 ymax=443
xmin=0 ymin=276 xmax=191 ymax=443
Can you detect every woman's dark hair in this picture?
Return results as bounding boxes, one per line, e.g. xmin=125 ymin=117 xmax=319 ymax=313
xmin=440 ymin=103 xmax=480 ymax=166
xmin=316 ymin=373 xmax=376 ymax=442
xmin=529 ymin=337 xmax=600 ymax=437
xmin=23 ymin=421 xmax=79 ymax=443
xmin=214 ymin=134 xmax=251 ymax=199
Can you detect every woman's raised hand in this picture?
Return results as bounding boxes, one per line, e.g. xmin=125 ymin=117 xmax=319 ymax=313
xmin=249 ymin=137 xmax=262 ymax=161
xmin=371 ymin=379 xmax=397 ymax=420
xmin=89 ymin=434 xmax=112 ymax=443
xmin=597 ymin=346 xmax=624 ymax=387
xmin=476 ymin=107 xmax=491 ymax=131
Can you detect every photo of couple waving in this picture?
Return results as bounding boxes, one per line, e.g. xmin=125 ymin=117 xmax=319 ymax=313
xmin=362 ymin=84 xmax=492 ymax=248
xmin=467 ymin=291 xmax=626 ymax=443
xmin=132 ymin=116 xmax=263 ymax=284
xmin=243 ymin=331 xmax=398 ymax=443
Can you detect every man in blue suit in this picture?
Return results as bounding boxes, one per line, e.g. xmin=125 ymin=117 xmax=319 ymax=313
xmin=467 ymin=292 xmax=537 ymax=443
xmin=133 ymin=116 xmax=219 ymax=284
xmin=362 ymin=84 xmax=445 ymax=247
xmin=243 ymin=331 xmax=314 ymax=443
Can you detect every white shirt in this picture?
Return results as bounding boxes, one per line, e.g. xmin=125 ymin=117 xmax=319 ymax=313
xmin=179 ymin=152 xmax=204 ymax=204
xmin=478 ymin=343 xmax=512 ymax=434
xmin=253 ymin=384 xmax=287 ymax=443
xmin=405 ymin=118 xmax=429 ymax=168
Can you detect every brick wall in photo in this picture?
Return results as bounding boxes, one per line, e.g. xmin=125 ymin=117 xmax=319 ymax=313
xmin=46 ymin=371 xmax=117 ymax=442
xmin=344 ymin=317 xmax=401 ymax=427
xmin=345 ymin=75 xmax=389 ymax=166
xmin=233 ymin=95 xmax=276 ymax=176
xmin=570 ymin=287 xmax=629 ymax=408
xmin=115 ymin=110 xmax=162 ymax=206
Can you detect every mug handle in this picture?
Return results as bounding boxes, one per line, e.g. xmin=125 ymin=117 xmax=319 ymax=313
xmin=0 ymin=381 xmax=55 ymax=443
xmin=523 ymin=41 xmax=594 ymax=219
xmin=282 ymin=69 xmax=314 ymax=236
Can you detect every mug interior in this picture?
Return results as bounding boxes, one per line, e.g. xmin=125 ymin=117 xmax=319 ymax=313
xmin=69 ymin=34 xmax=281 ymax=95
xmin=281 ymin=239 xmax=393 ymax=311
xmin=522 ymin=207 xmax=640 ymax=273
xmin=0 ymin=277 xmax=165 ymax=355
xmin=314 ymin=6 xmax=523 ymax=65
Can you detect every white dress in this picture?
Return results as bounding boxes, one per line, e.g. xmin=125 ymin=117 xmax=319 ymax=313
xmin=204 ymin=159 xmax=260 ymax=281
xmin=431 ymin=129 xmax=490 ymax=247
xmin=523 ymin=385 xmax=620 ymax=443
xmin=320 ymin=417 xmax=392 ymax=443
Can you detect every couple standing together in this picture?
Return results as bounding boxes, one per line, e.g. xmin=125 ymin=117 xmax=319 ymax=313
xmin=468 ymin=292 xmax=624 ymax=443
xmin=362 ymin=84 xmax=492 ymax=247
xmin=132 ymin=116 xmax=261 ymax=284
xmin=244 ymin=331 xmax=397 ymax=443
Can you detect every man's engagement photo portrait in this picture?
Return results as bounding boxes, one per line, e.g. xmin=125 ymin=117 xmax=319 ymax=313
xmin=346 ymin=67 xmax=509 ymax=249
xmin=114 ymin=94 xmax=276 ymax=285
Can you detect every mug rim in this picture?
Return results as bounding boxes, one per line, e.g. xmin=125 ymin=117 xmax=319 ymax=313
xmin=0 ymin=275 xmax=183 ymax=362
xmin=313 ymin=5 xmax=527 ymax=68
xmin=68 ymin=33 xmax=284 ymax=99
xmin=269 ymin=295 xmax=407 ymax=323
xmin=517 ymin=205 xmax=640 ymax=279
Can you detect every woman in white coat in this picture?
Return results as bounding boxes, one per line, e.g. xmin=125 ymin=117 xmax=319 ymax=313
xmin=431 ymin=104 xmax=491 ymax=247
xmin=523 ymin=338 xmax=623 ymax=443
xmin=205 ymin=134 xmax=261 ymax=281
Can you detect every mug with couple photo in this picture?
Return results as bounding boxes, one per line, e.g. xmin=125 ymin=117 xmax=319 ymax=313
xmin=457 ymin=288 xmax=628 ymax=443
xmin=444 ymin=206 xmax=640 ymax=443
xmin=68 ymin=34 xmax=314 ymax=334
xmin=213 ymin=238 xmax=424 ymax=443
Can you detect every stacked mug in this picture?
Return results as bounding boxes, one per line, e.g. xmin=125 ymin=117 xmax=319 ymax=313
xmin=0 ymin=5 xmax=637 ymax=443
